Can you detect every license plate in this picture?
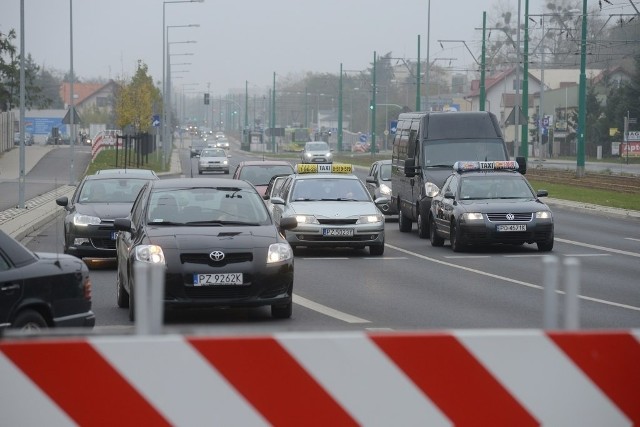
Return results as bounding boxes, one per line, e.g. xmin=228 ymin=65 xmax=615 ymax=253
xmin=193 ymin=273 xmax=243 ymax=286
xmin=322 ymin=228 xmax=354 ymax=237
xmin=111 ymin=231 xmax=118 ymax=240
xmin=497 ymin=224 xmax=526 ymax=232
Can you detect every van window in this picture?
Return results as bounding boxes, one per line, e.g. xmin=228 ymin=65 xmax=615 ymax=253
xmin=423 ymin=138 xmax=509 ymax=167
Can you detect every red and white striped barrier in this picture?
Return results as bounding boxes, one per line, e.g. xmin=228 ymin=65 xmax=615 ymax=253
xmin=1 ymin=330 xmax=638 ymax=426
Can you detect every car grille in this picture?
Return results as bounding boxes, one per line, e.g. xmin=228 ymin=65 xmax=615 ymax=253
xmin=317 ymin=218 xmax=358 ymax=225
xmin=465 ymin=224 xmax=553 ymax=243
xmin=180 ymin=252 xmax=253 ymax=265
xmin=91 ymin=238 xmax=116 ymax=249
xmin=486 ymin=213 xmax=533 ymax=222
xmin=184 ymin=286 xmax=252 ymax=299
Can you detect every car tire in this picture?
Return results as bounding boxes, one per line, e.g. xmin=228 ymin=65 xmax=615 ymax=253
xmin=369 ymin=244 xmax=385 ymax=256
xmin=12 ymin=309 xmax=48 ymax=330
xmin=537 ymin=236 xmax=554 ymax=252
xmin=417 ymin=206 xmax=429 ymax=239
xmin=271 ymin=301 xmax=292 ymax=319
xmin=450 ymin=220 xmax=465 ymax=252
xmin=198 ymin=170 xmax=203 ymax=175
xmin=430 ymin=216 xmax=445 ymax=247
xmin=398 ymin=209 xmax=412 ymax=232
xmin=128 ymin=283 xmax=135 ymax=322
xmin=116 ymin=268 xmax=129 ymax=308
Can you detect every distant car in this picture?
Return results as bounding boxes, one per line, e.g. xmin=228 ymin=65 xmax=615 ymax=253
xmin=215 ymin=138 xmax=230 ymax=149
xmin=232 ymin=160 xmax=295 ymax=197
xmin=114 ymin=178 xmax=298 ymax=321
xmin=270 ymin=164 xmax=387 ymax=255
xmin=429 ymin=161 xmax=554 ymax=252
xmin=56 ymin=170 xmax=159 ymax=259
xmin=198 ymin=148 xmax=230 ymax=174
xmin=215 ymin=131 xmax=226 ymax=140
xmin=301 ymin=141 xmax=333 ymax=164
xmin=13 ymin=131 xmax=34 ymax=146
xmin=365 ymin=160 xmax=397 ymax=216
xmin=0 ymin=229 xmax=95 ymax=331
xmin=190 ymin=139 xmax=208 ymax=158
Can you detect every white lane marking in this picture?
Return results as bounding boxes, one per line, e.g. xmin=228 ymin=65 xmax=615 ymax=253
xmin=503 ymin=254 xmax=549 ymax=258
xmin=561 ymin=254 xmax=612 ymax=257
xmin=302 ymin=257 xmax=349 ymax=260
xmin=385 ymin=243 xmax=640 ymax=312
xmin=625 ymin=237 xmax=640 ymax=242
xmin=293 ymin=295 xmax=370 ymax=323
xmin=363 ymin=257 xmax=408 ymax=260
xmin=444 ymin=256 xmax=490 ymax=259
xmin=556 ymin=237 xmax=640 ymax=258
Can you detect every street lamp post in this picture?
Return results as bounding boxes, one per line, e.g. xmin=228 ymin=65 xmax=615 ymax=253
xmin=162 ymin=0 xmax=202 ymax=166
xmin=166 ymin=37 xmax=196 ymax=161
xmin=576 ymin=0 xmax=587 ymax=177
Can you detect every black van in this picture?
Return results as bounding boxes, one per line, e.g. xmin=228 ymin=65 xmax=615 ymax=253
xmin=390 ymin=111 xmax=526 ymax=238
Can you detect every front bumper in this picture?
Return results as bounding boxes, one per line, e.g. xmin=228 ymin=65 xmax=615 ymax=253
xmin=199 ymin=164 xmax=229 ymax=173
xmin=285 ymin=223 xmax=385 ymax=248
xmin=458 ymin=220 xmax=554 ymax=246
xmin=66 ymin=224 xmax=117 ymax=258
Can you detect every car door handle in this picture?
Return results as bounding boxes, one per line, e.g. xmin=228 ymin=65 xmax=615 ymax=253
xmin=1 ymin=284 xmax=20 ymax=292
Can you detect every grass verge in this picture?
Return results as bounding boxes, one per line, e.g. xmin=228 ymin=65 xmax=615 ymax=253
xmin=85 ymin=149 xmax=168 ymax=176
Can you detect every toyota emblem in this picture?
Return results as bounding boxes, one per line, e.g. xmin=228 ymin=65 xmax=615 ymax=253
xmin=209 ymin=251 xmax=225 ymax=261
xmin=506 ymin=213 xmax=515 ymax=221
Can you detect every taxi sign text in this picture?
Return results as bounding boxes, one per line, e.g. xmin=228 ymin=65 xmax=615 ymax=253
xmin=295 ymin=163 xmax=353 ymax=174
xmin=454 ymin=160 xmax=519 ymax=173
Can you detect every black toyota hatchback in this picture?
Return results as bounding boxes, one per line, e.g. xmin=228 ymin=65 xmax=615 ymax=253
xmin=56 ymin=170 xmax=158 ymax=259
xmin=114 ymin=178 xmax=297 ymax=321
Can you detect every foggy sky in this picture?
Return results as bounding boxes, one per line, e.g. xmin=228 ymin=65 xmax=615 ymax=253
xmin=1 ymin=0 xmax=636 ymax=96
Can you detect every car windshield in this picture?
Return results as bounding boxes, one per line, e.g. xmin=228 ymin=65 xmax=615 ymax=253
xmin=291 ymin=178 xmax=370 ymax=201
xmin=459 ymin=176 xmax=535 ymax=200
xmin=200 ymin=149 xmax=226 ymax=157
xmin=380 ymin=163 xmax=392 ymax=181
xmin=423 ymin=138 xmax=508 ymax=167
xmin=306 ymin=142 xmax=329 ymax=151
xmin=147 ymin=187 xmax=271 ymax=225
xmin=239 ymin=165 xmax=294 ymax=186
xmin=78 ymin=178 xmax=149 ymax=203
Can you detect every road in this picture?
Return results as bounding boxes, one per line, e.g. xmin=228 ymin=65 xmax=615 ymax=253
xmin=22 ymin=141 xmax=640 ymax=334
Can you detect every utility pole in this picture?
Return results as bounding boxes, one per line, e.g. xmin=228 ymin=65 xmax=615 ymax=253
xmin=576 ymin=0 xmax=587 ymax=177
xmin=371 ymin=51 xmax=377 ymax=157
xmin=425 ymin=0 xmax=431 ymax=111
xmin=520 ymin=0 xmax=530 ymax=160
xmin=338 ymin=63 xmax=343 ymax=152
xmin=244 ymin=80 xmax=248 ymax=147
xmin=514 ymin=0 xmax=522 ymax=156
xmin=271 ymin=72 xmax=276 ymax=153
xmin=416 ymin=35 xmax=421 ymax=111
xmin=480 ymin=11 xmax=487 ymax=112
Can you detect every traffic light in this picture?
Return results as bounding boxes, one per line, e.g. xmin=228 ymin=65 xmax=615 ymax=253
xmin=204 ymin=93 xmax=210 ymax=105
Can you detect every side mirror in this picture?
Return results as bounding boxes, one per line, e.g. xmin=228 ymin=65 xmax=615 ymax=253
xmin=56 ymin=196 xmax=69 ymax=207
xmin=536 ymin=189 xmax=548 ymax=198
xmin=374 ymin=196 xmax=389 ymax=206
xmin=404 ymin=158 xmax=416 ymax=178
xmin=365 ymin=176 xmax=376 ymax=184
xmin=444 ymin=191 xmax=455 ymax=199
xmin=270 ymin=197 xmax=285 ymax=205
xmin=279 ymin=216 xmax=298 ymax=231
xmin=113 ymin=218 xmax=132 ymax=232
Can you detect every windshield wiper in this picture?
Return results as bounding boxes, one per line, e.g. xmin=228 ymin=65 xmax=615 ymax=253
xmin=425 ymin=164 xmax=453 ymax=168
xmin=185 ymin=220 xmax=260 ymax=226
xmin=148 ymin=220 xmax=185 ymax=225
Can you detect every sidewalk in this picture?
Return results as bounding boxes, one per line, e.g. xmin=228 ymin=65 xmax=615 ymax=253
xmin=0 ymin=146 xmax=183 ymax=240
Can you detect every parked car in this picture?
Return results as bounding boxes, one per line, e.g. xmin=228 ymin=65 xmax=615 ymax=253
xmin=232 ymin=160 xmax=295 ymax=197
xmin=13 ymin=131 xmax=34 ymax=146
xmin=56 ymin=170 xmax=159 ymax=259
xmin=114 ymin=178 xmax=298 ymax=321
xmin=0 ymin=229 xmax=95 ymax=331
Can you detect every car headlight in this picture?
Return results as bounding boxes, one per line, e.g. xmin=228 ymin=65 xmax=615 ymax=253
xmin=223 ymin=160 xmax=228 ymax=165
xmin=267 ymin=243 xmax=293 ymax=263
xmin=424 ymin=182 xmax=440 ymax=198
xmin=295 ymin=215 xmax=318 ymax=224
xmin=326 ymin=153 xmax=332 ymax=158
xmin=357 ymin=213 xmax=384 ymax=224
xmin=379 ymin=183 xmax=392 ymax=195
xmin=536 ymin=210 xmax=553 ymax=219
xmin=73 ymin=213 xmax=101 ymax=226
xmin=134 ymin=245 xmax=165 ymax=264
xmin=304 ymin=153 xmax=312 ymax=158
xmin=461 ymin=212 xmax=483 ymax=221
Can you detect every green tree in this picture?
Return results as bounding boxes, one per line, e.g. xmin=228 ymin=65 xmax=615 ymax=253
xmin=115 ymin=61 xmax=161 ymax=133
xmin=0 ymin=29 xmax=46 ymax=111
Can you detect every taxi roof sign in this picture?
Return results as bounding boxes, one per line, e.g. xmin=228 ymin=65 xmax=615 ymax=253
xmin=453 ymin=160 xmax=519 ymax=173
xmin=295 ymin=163 xmax=353 ymax=174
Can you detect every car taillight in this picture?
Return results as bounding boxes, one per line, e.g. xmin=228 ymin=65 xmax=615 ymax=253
xmin=83 ymin=276 xmax=92 ymax=300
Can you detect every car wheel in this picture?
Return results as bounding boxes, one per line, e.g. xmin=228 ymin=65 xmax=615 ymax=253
xmin=417 ymin=208 xmax=429 ymax=239
xmin=116 ymin=267 xmax=129 ymax=308
xmin=198 ymin=170 xmax=203 ymax=175
xmin=272 ymin=301 xmax=292 ymax=319
xmin=128 ymin=282 xmax=135 ymax=322
xmin=369 ymin=244 xmax=385 ymax=256
xmin=430 ymin=216 xmax=445 ymax=247
xmin=398 ymin=209 xmax=412 ymax=232
xmin=537 ymin=236 xmax=554 ymax=252
xmin=12 ymin=309 xmax=48 ymax=330
xmin=450 ymin=220 xmax=465 ymax=252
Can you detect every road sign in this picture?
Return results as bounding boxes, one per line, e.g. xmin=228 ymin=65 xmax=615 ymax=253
xmin=390 ymin=120 xmax=397 ymax=134
xmin=359 ymin=134 xmax=368 ymax=143
xmin=62 ymin=107 xmax=82 ymax=125
xmin=152 ymin=115 xmax=160 ymax=127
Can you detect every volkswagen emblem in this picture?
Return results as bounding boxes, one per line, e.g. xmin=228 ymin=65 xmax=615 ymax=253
xmin=209 ymin=251 xmax=225 ymax=261
xmin=506 ymin=213 xmax=515 ymax=221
